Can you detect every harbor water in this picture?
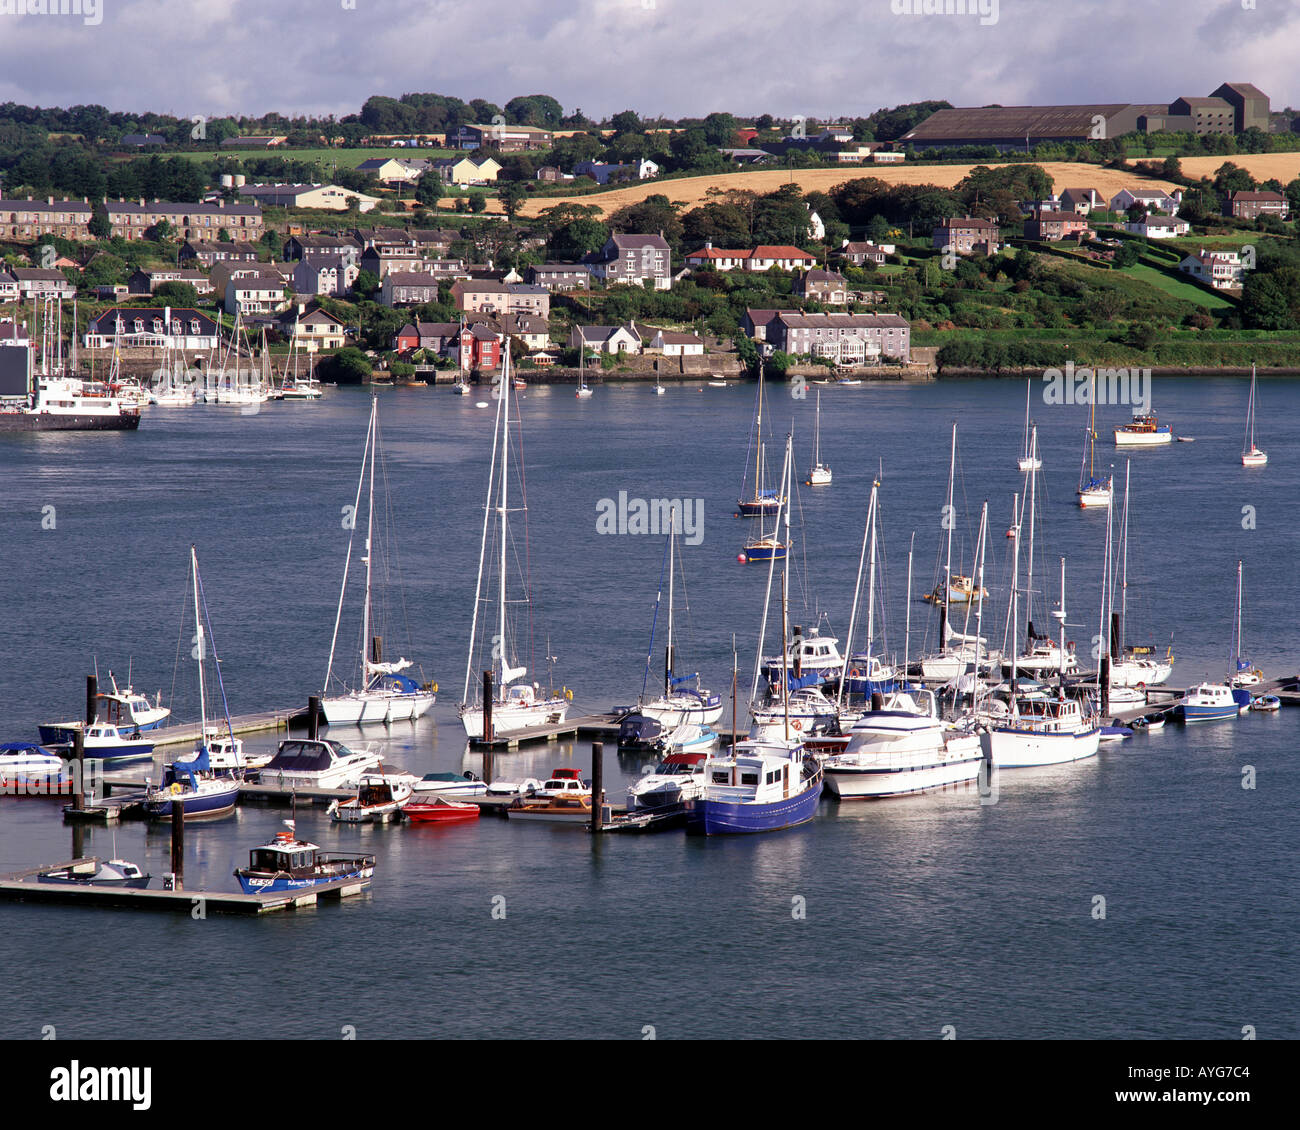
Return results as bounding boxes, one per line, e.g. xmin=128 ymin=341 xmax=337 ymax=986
xmin=0 ymin=376 xmax=1295 ymax=1039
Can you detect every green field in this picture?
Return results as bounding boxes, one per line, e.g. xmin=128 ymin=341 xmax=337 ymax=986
xmin=1122 ymin=262 xmax=1237 ymax=310
xmin=172 ymin=146 xmax=457 ymax=168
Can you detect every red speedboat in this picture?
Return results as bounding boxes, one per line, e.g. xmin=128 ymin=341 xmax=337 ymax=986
xmin=404 ymin=795 xmax=481 ymax=824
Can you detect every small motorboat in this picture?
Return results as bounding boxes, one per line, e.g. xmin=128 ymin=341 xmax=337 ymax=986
xmin=1142 ymin=714 xmax=1166 ymax=731
xmin=329 ymin=774 xmax=413 ymax=823
xmin=505 ymin=793 xmax=593 ymax=823
xmin=1099 ymin=725 xmax=1132 ymax=743
xmin=923 ymin=574 xmax=989 ymax=605
xmin=253 ymin=737 xmax=383 ymax=789
xmin=533 ymin=767 xmax=590 ymax=798
xmin=1177 ymin=436 xmax=1195 ymax=442
xmin=411 ymin=771 xmax=486 ymax=797
xmin=1250 ymin=695 xmax=1280 ymax=713
xmin=403 ymin=795 xmax=481 ymax=824
xmin=0 ymin=742 xmax=71 ymax=792
xmin=48 ymin=723 xmax=155 ymax=763
xmin=484 ymin=777 xmax=542 ymax=799
xmin=234 ymin=822 xmax=375 ymax=894
xmin=38 ymin=859 xmax=150 ymax=889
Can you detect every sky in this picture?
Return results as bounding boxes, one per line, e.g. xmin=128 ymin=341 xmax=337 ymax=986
xmin=0 ymin=0 xmax=1295 ymax=121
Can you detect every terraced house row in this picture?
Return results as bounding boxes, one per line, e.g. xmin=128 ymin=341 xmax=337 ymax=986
xmin=0 ymin=196 xmax=263 ymax=243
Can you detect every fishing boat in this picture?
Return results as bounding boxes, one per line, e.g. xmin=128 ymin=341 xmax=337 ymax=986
xmin=1114 ymin=412 xmax=1172 ymax=446
xmin=626 ymin=751 xmax=709 ymax=812
xmin=39 ymin=675 xmax=169 ymax=745
xmin=922 ymin=574 xmax=988 ymax=605
xmin=459 ymin=349 xmax=571 ymax=740
xmin=684 ymin=740 xmax=822 ymax=835
xmin=506 ymin=793 xmax=593 ymax=823
xmin=1241 ymin=364 xmax=1267 ymax=466
xmin=38 ymin=859 xmax=150 ymax=889
xmin=321 ymin=396 xmax=435 ymax=726
xmin=329 ymin=774 xmax=413 ymax=823
xmin=1077 ymin=374 xmax=1112 ymax=507
xmin=633 ymin=514 xmax=723 ymax=729
xmin=411 ymin=771 xmax=486 ymax=797
xmin=255 ymin=737 xmax=383 ymax=789
xmin=741 ymin=434 xmax=793 ymax=563
xmin=737 ymin=364 xmax=782 ymax=517
xmin=48 ymin=723 xmax=154 ymax=763
xmin=1016 ymin=379 xmax=1042 ymax=470
xmin=404 ymin=795 xmax=481 ymax=823
xmin=234 ymin=822 xmax=375 ymax=893
xmin=806 ymin=390 xmax=831 ymax=485
xmin=1175 ymin=682 xmax=1246 ymax=723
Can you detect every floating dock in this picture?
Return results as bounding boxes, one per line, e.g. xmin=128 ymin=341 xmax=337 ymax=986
xmin=0 ymin=858 xmax=370 ymax=915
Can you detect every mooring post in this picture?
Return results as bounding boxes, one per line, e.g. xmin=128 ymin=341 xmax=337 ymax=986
xmin=1100 ymin=654 xmax=1111 ymax=717
xmin=85 ymin=674 xmax=97 ymax=724
xmin=483 ymin=670 xmax=494 ymax=744
xmin=590 ymin=741 xmax=604 ymax=833
xmin=72 ymin=727 xmax=85 ymax=812
xmin=170 ymin=797 xmax=184 ymax=891
xmin=308 ymin=695 xmax=321 ymax=741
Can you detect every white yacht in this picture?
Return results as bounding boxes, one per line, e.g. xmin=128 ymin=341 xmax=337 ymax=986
xmin=256 ymin=738 xmax=383 ymax=789
xmin=627 ymin=751 xmax=709 ymax=812
xmin=980 ymin=692 xmax=1100 ymax=768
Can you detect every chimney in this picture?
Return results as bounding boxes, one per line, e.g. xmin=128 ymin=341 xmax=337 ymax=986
xmin=47 ymin=196 xmax=53 ymax=205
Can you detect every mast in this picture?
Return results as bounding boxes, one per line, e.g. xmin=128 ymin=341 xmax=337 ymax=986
xmin=1097 ymin=497 xmax=1114 ymax=696
xmin=1009 ymin=491 xmax=1021 ymax=702
xmin=191 ymin=545 xmax=207 ymax=749
xmin=755 ymin=361 xmax=764 ymax=502
xmin=665 ymin=506 xmax=676 ymax=697
xmin=904 ymin=532 xmax=915 ymax=682
xmin=359 ymin=396 xmax=377 ymax=690
xmin=779 ymin=436 xmax=792 ymax=742
xmin=1056 ymin=556 xmax=1068 ymax=691
xmin=497 ymin=347 xmax=511 ymax=688
xmin=813 ymin=389 xmax=821 ymax=468
xmin=940 ymin=422 xmax=956 ymax=651
xmin=1120 ymin=460 xmax=1131 ymax=653
xmin=1234 ymin=559 xmax=1243 ymax=679
xmin=972 ymin=502 xmax=988 ymax=712
xmin=325 ymin=403 xmax=374 ymax=694
xmin=1024 ymin=424 xmax=1038 ymax=650
xmin=836 ymin=478 xmax=877 ymax=714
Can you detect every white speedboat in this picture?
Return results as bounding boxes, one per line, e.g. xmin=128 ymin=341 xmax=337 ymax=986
xmin=411 ymin=771 xmax=487 ymax=797
xmin=330 ymin=774 xmax=413 ymax=823
xmin=627 ymin=751 xmax=709 ymax=812
xmin=256 ymin=738 xmax=383 ymax=789
xmin=0 ymin=742 xmax=70 ymax=791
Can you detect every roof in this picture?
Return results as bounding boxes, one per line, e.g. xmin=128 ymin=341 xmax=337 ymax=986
xmin=751 ymin=245 xmax=817 ymax=259
xmin=228 ymin=273 xmax=286 ymax=289
xmin=649 ymin=329 xmax=704 ymax=344
xmin=1230 ymin=190 xmax=1284 ymax=201
xmin=1030 ymin=210 xmax=1087 ymax=222
xmin=776 ymin=311 xmax=910 ymax=329
xmin=385 ymin=271 xmax=441 ymax=287
xmin=104 ymin=200 xmax=262 ymax=217
xmin=1172 ymin=96 xmax=1232 ymax=109
xmin=0 ymin=197 xmax=94 ymax=214
xmin=610 ymin=233 xmax=670 ymax=251
xmin=88 ymin=306 xmax=217 ymax=331
xmin=12 ymin=268 xmax=69 ymax=281
xmin=1136 ymin=215 xmax=1185 ymax=227
xmin=397 ymin=321 xmax=460 ymax=337
xmin=803 ymin=269 xmax=846 ymax=283
xmin=935 ymin=216 xmax=1000 ymax=230
xmin=576 ymin=323 xmax=639 ymax=343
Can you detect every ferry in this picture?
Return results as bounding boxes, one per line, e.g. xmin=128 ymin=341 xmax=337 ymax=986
xmin=1114 ymin=413 xmax=1173 ymax=446
xmin=234 ymin=824 xmax=375 ymax=894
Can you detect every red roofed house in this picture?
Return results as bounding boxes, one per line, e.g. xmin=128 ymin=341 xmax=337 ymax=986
xmin=683 ymin=243 xmax=817 ymax=272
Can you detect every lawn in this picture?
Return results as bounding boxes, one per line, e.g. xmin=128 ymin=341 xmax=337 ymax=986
xmin=1123 ymin=262 xmax=1237 ymax=310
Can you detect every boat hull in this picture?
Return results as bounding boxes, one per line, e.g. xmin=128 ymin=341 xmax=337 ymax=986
xmin=1114 ymin=428 xmax=1172 ymax=446
xmin=824 ymin=748 xmax=983 ymax=799
xmin=684 ymin=779 xmax=822 ymax=835
xmin=144 ymin=784 xmax=240 ymax=820
xmin=235 ymin=865 xmax=373 ymax=894
xmin=981 ymin=726 xmax=1100 ymax=768
xmin=460 ymin=700 xmax=568 ymax=740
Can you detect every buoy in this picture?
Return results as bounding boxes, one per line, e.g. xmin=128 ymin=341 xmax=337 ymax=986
xmin=475 ymin=401 xmax=489 ymax=408
xmin=737 ymin=553 xmax=747 ymax=564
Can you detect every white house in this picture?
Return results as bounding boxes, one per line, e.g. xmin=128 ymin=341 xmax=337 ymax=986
xmin=225 ymin=273 xmax=287 ymax=315
xmin=646 ymin=329 xmax=704 ymax=356
xmin=570 ymin=322 xmax=642 ymax=355
xmin=1179 ymin=248 xmax=1244 ymax=289
xmin=240 ymin=183 xmax=381 ymax=213
xmin=1109 ymin=187 xmax=1183 ymax=215
xmin=84 ymin=306 xmax=220 ymax=350
xmin=1124 ymin=215 xmax=1191 ymax=239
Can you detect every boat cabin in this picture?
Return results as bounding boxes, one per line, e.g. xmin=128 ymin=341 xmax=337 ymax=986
xmin=354 ymin=777 xmax=400 ymax=806
xmin=263 ymin=739 xmax=350 ymax=773
xmin=246 ymin=837 xmax=321 ymax=875
xmin=1011 ymin=695 xmax=1086 ymax=732
xmin=658 ymin=752 xmax=707 ymax=775
xmin=704 ymin=742 xmax=803 ymax=803
xmin=538 ymin=767 xmax=588 ymax=794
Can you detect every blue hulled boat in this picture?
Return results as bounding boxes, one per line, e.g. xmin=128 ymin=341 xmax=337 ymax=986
xmin=684 ymin=739 xmax=823 ymax=835
xmin=234 ymin=823 xmax=375 ymax=894
xmin=1174 ymin=682 xmax=1248 ymax=723
xmin=144 ymin=747 xmax=240 ymax=820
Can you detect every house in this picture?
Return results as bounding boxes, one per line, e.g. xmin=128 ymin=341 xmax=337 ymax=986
xmin=429 ymin=156 xmax=502 ymax=187
xmin=1226 ymin=190 xmax=1288 ymax=220
xmin=380 ymin=271 xmax=444 ymax=306
xmin=569 ymin=323 xmax=642 ymax=355
xmin=1024 ymin=210 xmax=1091 ymax=241
xmin=355 ymin=158 xmax=429 ymax=185
xmin=1124 ymin=215 xmax=1191 ymax=238
xmin=458 ymin=323 xmax=502 ymax=371
xmin=573 ymin=159 xmax=659 ymax=185
xmin=126 ymin=268 xmax=214 ymax=297
xmin=209 ymin=260 xmax=288 ymax=298
xmin=536 ymin=166 xmax=572 ymax=183
xmin=224 ymin=273 xmax=287 ymax=315
xmin=0 ymin=271 xmax=18 ymax=302
xmin=469 ymin=311 xmax=551 ymax=353
xmin=836 ymin=241 xmax=889 ymax=266
xmin=101 ymin=198 xmax=263 ymax=241
xmin=450 ymin=279 xmax=550 ymax=318
xmin=408 ymin=228 xmax=461 ymax=255
xmin=11 ymin=269 xmax=75 ymax=299
xmin=795 ymin=269 xmax=849 ymax=304
xmin=285 ymin=234 xmax=363 ymax=261
xmin=178 ymin=240 xmax=262 ymax=267
xmin=120 ymin=133 xmax=168 ymax=148
xmin=1108 ymin=188 xmax=1182 ymax=215
xmin=645 ymin=329 xmax=704 ymax=356
xmin=359 ymin=243 xmax=429 ymax=279
xmin=0 ymin=197 xmax=95 ymax=242
xmin=719 ymin=148 xmax=774 ymax=164
xmin=277 ymin=304 xmax=347 ymax=351
xmin=393 ymin=321 xmax=461 ymax=354
xmin=588 ymin=234 xmax=673 ymax=289
xmin=1059 ymin=187 xmax=1105 ymax=215
xmin=448 ymin=124 xmax=553 ymax=151
xmin=749 ymin=245 xmax=819 ymax=271
xmin=743 ymin=309 xmax=911 ymax=363
xmin=683 ymin=245 xmax=754 ymax=271
xmin=239 ymin=183 xmax=381 ymax=212
xmin=528 ymin=262 xmax=591 ymax=290
xmin=932 ymin=216 xmax=1001 ymax=255
xmin=1179 ymin=248 xmax=1245 ymax=289
xmin=84 ymin=306 xmax=219 ymax=350
xmin=293 ymin=256 xmax=359 ymax=298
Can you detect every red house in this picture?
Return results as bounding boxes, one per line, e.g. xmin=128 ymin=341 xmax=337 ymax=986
xmin=458 ymin=323 xmax=500 ymax=371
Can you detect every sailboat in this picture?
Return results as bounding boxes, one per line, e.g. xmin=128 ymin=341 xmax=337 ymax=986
xmin=321 ymin=396 xmax=436 ymax=725
xmin=576 ymin=343 xmax=593 ymax=398
xmin=460 ymin=348 xmax=571 ymax=740
xmin=1229 ymin=559 xmax=1262 ymax=689
xmin=1242 ymin=364 xmax=1267 ymax=466
xmin=654 ymin=371 xmax=666 ymax=396
xmin=741 ymin=434 xmax=793 ymax=563
xmin=1016 ymin=379 xmax=1041 ymax=470
xmin=143 ymin=547 xmax=242 ymax=820
xmin=1176 ymin=562 xmax=1254 ymax=720
xmin=631 ymin=513 xmax=723 ymax=730
xmin=1077 ymin=372 xmax=1113 ymax=508
xmin=1106 ymin=462 xmax=1174 ymax=689
xmin=281 ymin=337 xmax=323 ymax=399
xmin=737 ymin=362 xmax=782 ymax=517
xmin=806 ymin=389 xmax=831 ymax=485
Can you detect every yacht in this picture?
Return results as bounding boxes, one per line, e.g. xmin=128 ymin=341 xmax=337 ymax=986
xmin=254 ymin=738 xmax=383 ymax=789
xmin=627 ymin=751 xmax=709 ymax=812
xmin=980 ymin=691 xmax=1100 ymax=767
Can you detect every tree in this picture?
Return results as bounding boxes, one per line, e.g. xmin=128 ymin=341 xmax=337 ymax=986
xmin=323 ymin=346 xmax=373 ymax=384
xmin=351 ymin=269 xmax=380 ymax=298
xmin=217 ymin=227 xmax=233 ymax=243
xmin=153 ymin=281 xmax=200 ymax=306
xmin=504 ymin=94 xmax=564 ymax=127
xmin=88 ymin=209 xmax=112 ymax=239
xmin=610 ymin=110 xmax=642 ymax=135
xmin=607 ymin=193 xmax=684 ymax=249
xmin=1125 ymin=201 xmax=1149 ymax=223
xmin=499 ymin=181 xmax=526 ymax=219
xmin=1242 ymin=264 xmax=1300 ymax=329
xmin=415 ymin=171 xmax=443 ymax=207
xmin=470 ymin=194 xmax=487 ymax=213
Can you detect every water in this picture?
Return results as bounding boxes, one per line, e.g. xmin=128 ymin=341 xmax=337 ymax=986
xmin=0 ymin=377 xmax=1295 ymax=1039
